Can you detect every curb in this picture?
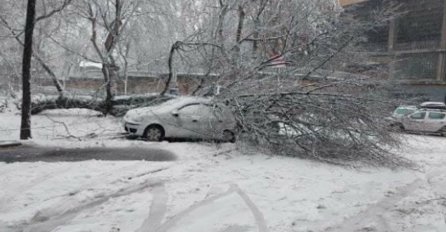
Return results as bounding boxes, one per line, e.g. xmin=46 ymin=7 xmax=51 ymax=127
xmin=0 ymin=141 xmax=22 ymax=148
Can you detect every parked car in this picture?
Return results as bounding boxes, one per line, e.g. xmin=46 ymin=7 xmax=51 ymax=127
xmin=123 ymin=97 xmax=236 ymax=142
xmin=396 ymin=109 xmax=446 ymax=135
xmin=387 ymin=102 xmax=446 ymax=130
xmin=386 ymin=105 xmax=417 ymax=128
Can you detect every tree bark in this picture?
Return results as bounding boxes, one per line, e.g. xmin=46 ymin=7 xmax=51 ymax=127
xmin=216 ymin=3 xmax=229 ymax=44
xmin=30 ymin=95 xmax=173 ymax=117
xmin=20 ymin=0 xmax=37 ymax=140
xmin=161 ymin=41 xmax=182 ymax=96
xmin=233 ymin=5 xmax=245 ymax=65
xmin=236 ymin=5 xmax=245 ymax=43
xmin=101 ymin=0 xmax=122 ymax=114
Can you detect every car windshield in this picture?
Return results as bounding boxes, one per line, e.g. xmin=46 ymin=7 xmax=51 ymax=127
xmin=394 ymin=108 xmax=415 ymax=115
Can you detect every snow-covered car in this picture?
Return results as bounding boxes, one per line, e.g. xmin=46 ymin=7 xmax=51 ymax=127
xmin=397 ymin=109 xmax=446 ymax=135
xmin=123 ymin=97 xmax=237 ymax=142
xmin=387 ymin=102 xmax=446 ymax=130
xmin=386 ymin=105 xmax=417 ymax=128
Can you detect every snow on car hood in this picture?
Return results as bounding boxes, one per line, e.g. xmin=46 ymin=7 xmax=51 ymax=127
xmin=124 ymin=105 xmax=171 ymax=122
xmin=124 ymin=97 xmax=212 ymax=121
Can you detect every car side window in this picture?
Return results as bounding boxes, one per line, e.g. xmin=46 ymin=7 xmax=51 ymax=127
xmin=179 ymin=104 xmax=212 ymax=116
xmin=178 ymin=104 xmax=201 ymax=114
xmin=409 ymin=112 xmax=426 ymax=120
xmin=428 ymin=112 xmax=446 ymax=120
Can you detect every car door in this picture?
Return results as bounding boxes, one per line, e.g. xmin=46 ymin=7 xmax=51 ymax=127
xmin=404 ymin=111 xmax=427 ymax=131
xmin=174 ymin=103 xmax=213 ymax=138
xmin=425 ymin=112 xmax=446 ymax=132
xmin=188 ymin=103 xmax=235 ymax=139
xmin=205 ymin=104 xmax=229 ymax=136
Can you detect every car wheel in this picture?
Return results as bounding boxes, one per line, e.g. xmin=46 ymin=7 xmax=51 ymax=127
xmin=440 ymin=127 xmax=446 ymax=137
xmin=223 ymin=130 xmax=236 ymax=143
xmin=143 ymin=125 xmax=165 ymax=141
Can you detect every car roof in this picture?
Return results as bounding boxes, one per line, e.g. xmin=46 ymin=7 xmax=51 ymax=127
xmin=159 ymin=97 xmax=212 ymax=109
xmin=396 ymin=105 xmax=417 ymax=109
xmin=420 ymin=101 xmax=446 ymax=106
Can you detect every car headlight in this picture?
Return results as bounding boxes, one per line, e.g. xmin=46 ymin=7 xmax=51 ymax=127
xmin=124 ymin=113 xmax=143 ymax=124
xmin=132 ymin=116 xmax=144 ymax=123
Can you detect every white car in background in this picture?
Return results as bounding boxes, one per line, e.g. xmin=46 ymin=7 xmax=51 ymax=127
xmin=123 ymin=97 xmax=236 ymax=142
xmin=387 ymin=102 xmax=446 ymax=130
xmin=386 ymin=105 xmax=417 ymax=129
xmin=398 ymin=109 xmax=446 ymax=135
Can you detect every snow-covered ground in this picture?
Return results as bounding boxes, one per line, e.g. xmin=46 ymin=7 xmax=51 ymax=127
xmin=1 ymin=108 xmax=446 ymax=232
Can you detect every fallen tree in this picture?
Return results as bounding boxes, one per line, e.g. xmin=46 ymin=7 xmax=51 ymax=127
xmin=168 ymin=0 xmax=411 ymax=167
xmin=30 ymin=95 xmax=173 ymax=116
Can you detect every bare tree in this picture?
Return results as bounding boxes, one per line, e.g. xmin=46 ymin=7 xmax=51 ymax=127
xmin=20 ymin=0 xmax=37 ymax=139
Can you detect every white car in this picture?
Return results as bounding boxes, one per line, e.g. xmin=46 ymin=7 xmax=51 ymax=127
xmin=386 ymin=105 xmax=417 ymax=129
xmin=123 ymin=97 xmax=237 ymax=142
xmin=399 ymin=110 xmax=446 ymax=135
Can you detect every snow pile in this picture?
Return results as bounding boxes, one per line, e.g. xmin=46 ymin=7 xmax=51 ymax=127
xmin=0 ymin=108 xmax=122 ymax=142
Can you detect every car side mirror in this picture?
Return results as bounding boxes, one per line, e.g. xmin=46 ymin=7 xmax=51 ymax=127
xmin=172 ymin=110 xmax=179 ymax=117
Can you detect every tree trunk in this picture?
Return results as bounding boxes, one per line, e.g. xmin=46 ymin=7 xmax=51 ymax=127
xmin=122 ymin=41 xmax=131 ymax=95
xmin=101 ymin=64 xmax=119 ymax=114
xmin=216 ymin=3 xmax=229 ymax=44
xmin=161 ymin=41 xmax=180 ymax=96
xmin=20 ymin=0 xmax=37 ymax=140
xmin=234 ymin=5 xmax=245 ymax=65
xmin=100 ymin=0 xmax=122 ymax=114
xmin=252 ymin=18 xmax=260 ymax=56
xmin=236 ymin=5 xmax=245 ymax=43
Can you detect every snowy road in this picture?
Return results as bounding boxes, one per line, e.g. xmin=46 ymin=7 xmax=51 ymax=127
xmin=0 ymin=145 xmax=176 ymax=162
xmin=1 ymin=110 xmax=446 ymax=231
xmin=1 ymin=136 xmax=446 ymax=232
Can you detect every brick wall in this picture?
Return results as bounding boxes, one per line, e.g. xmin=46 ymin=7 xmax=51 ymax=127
xmin=40 ymin=74 xmax=219 ymax=96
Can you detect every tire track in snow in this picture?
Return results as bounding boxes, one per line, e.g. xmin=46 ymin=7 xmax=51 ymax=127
xmin=0 ymin=165 xmax=76 ymax=213
xmin=20 ymin=179 xmax=163 ymax=232
xmin=136 ymin=182 xmax=168 ymax=232
xmin=154 ymin=185 xmax=237 ymax=232
xmin=0 ymin=162 xmax=146 ymax=214
xmin=233 ymin=184 xmax=269 ymax=232
xmin=324 ymin=179 xmax=424 ymax=232
xmin=154 ymin=184 xmax=268 ymax=232
xmin=1 ymin=164 xmax=169 ymax=232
